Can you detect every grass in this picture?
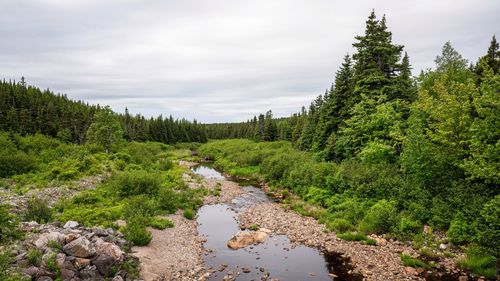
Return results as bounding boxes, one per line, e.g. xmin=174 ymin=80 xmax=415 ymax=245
xmin=183 ymin=209 xmax=196 ymax=220
xmin=336 ymin=232 xmax=378 ymax=246
xmin=458 ymin=247 xmax=497 ymax=278
xmin=149 ymin=217 xmax=174 ymax=230
xmin=249 ymin=224 xmax=259 ymax=231
xmin=401 ymin=254 xmax=430 ymax=269
xmin=27 ymin=248 xmax=42 ymax=267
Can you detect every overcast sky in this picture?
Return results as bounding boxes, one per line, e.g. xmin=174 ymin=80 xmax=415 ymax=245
xmin=1 ymin=1 xmax=499 ymax=122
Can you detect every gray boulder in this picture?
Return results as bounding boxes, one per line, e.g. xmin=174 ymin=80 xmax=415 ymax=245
xmin=63 ymin=237 xmax=95 ymax=258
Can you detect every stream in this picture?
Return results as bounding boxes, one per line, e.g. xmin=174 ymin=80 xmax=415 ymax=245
xmin=192 ymin=164 xmax=361 ymax=281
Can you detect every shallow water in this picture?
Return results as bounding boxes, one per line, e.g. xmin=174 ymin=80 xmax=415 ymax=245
xmin=193 ymin=164 xmax=361 ymax=281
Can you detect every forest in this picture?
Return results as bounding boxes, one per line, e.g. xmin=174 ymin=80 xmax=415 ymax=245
xmin=0 ymin=10 xmax=498 ymax=281
xmin=202 ymin=11 xmax=499 ymax=278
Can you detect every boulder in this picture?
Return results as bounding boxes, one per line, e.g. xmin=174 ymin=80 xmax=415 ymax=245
xmin=79 ymin=265 xmax=103 ymax=281
xmin=94 ymin=238 xmax=124 ymax=261
xmin=63 ymin=237 xmax=95 ymax=258
xmin=33 ymin=232 xmax=66 ymax=251
xmin=227 ymin=231 xmax=268 ymax=249
xmin=22 ymin=266 xmax=40 ymax=278
xmin=439 ymin=243 xmax=448 ymax=250
xmin=36 ymin=277 xmax=53 ymax=281
xmin=64 ymin=221 xmax=79 ymax=229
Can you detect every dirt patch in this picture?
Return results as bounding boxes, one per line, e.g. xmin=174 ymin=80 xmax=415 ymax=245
xmin=131 ymin=213 xmax=205 ymax=281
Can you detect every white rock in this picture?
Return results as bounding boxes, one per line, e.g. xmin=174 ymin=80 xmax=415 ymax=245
xmin=439 ymin=243 xmax=448 ymax=250
xmin=64 ymin=221 xmax=79 ymax=229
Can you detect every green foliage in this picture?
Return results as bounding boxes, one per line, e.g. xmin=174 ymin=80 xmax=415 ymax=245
xmin=122 ymin=195 xmax=158 ymax=220
xmin=395 ymin=216 xmax=422 ymax=240
xmin=337 ymin=232 xmax=368 ymax=242
xmin=447 ymin=216 xmax=475 ymax=245
xmin=183 ymin=209 xmax=195 ymax=220
xmin=27 ymin=248 xmax=42 ymax=266
xmin=0 ymin=250 xmax=29 ymax=281
xmin=24 ymin=197 xmax=52 ymax=223
xmin=149 ymin=217 xmax=174 ymax=230
xmin=359 ymin=200 xmax=398 ymax=234
xmin=86 ymin=106 xmax=123 ymax=152
xmin=0 ymin=204 xmax=21 ymax=242
xmin=326 ymin=218 xmax=353 ymax=233
xmin=122 ymin=216 xmax=152 ymax=246
xmin=248 ymin=224 xmax=259 ymax=231
xmin=400 ymin=254 xmax=430 ymax=269
xmin=110 ymin=170 xmax=161 ymax=197
xmin=458 ymin=247 xmax=497 ymax=278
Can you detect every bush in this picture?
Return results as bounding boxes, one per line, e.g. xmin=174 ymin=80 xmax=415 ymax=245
xmin=447 ymin=217 xmax=475 ymax=245
xmin=359 ymin=200 xmax=398 ymax=234
xmin=24 ymin=198 xmax=52 ymax=223
xmin=0 ymin=152 xmax=37 ymax=178
xmin=357 ymin=141 xmax=396 ymax=164
xmin=458 ymin=247 xmax=497 ymax=278
xmin=157 ymin=188 xmax=179 ymax=214
xmin=156 ymin=159 xmax=173 ymax=171
xmin=123 ymin=216 xmax=152 ymax=246
xmin=183 ymin=209 xmax=195 ymax=220
xmin=400 ymin=254 xmax=430 ymax=268
xmin=326 ymin=218 xmax=353 ymax=233
xmin=0 ymin=204 xmax=21 ymax=242
xmin=149 ymin=217 xmax=174 ymax=230
xmin=396 ymin=216 xmax=422 ymax=240
xmin=122 ymin=196 xmax=158 ymax=220
xmin=110 ymin=170 xmax=161 ymax=197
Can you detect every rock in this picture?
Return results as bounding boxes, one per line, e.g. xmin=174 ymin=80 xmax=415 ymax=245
xmin=227 ymin=231 xmax=268 ymax=249
xmin=22 ymin=266 xmax=39 ymax=278
xmin=33 ymin=232 xmax=66 ymax=251
xmin=242 ymin=268 xmax=251 ymax=273
xmin=64 ymin=221 xmax=79 ymax=229
xmin=36 ymin=277 xmax=53 ymax=281
xmin=92 ymin=253 xmax=118 ymax=276
xmin=60 ymin=259 xmax=76 ymax=280
xmin=115 ymin=220 xmax=126 ymax=228
xmin=259 ymin=228 xmax=272 ymax=234
xmin=112 ymin=276 xmax=124 ymax=281
xmin=405 ymin=266 xmax=418 ymax=276
xmin=458 ymin=276 xmax=469 ymax=281
xmin=374 ymin=237 xmax=387 ymax=246
xmin=65 ymin=233 xmax=78 ymax=244
xmin=63 ymin=237 xmax=95 ymax=258
xmin=79 ymin=265 xmax=102 ymax=280
xmin=423 ymin=225 xmax=432 ymax=234
xmin=75 ymin=257 xmax=91 ymax=269
xmin=94 ymin=238 xmax=124 ymax=261
xmin=439 ymin=243 xmax=448 ymax=250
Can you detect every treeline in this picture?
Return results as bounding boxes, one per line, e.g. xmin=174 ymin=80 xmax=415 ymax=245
xmin=0 ymin=79 xmax=207 ymax=144
xmin=205 ymin=11 xmax=499 ymax=184
xmin=202 ymin=11 xmax=500 ymax=272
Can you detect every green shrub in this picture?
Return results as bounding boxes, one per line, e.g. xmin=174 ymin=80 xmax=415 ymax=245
xmin=359 ymin=200 xmax=398 ymax=234
xmin=0 ymin=204 xmax=21 ymax=242
xmin=110 ymin=170 xmax=161 ymax=197
xmin=24 ymin=198 xmax=52 ymax=223
xmin=400 ymin=254 xmax=430 ymax=268
xmin=458 ymin=247 xmax=497 ymax=278
xmin=27 ymin=248 xmax=42 ymax=266
xmin=474 ymin=195 xmax=500 ymax=253
xmin=447 ymin=217 xmax=475 ymax=245
xmin=326 ymin=218 xmax=353 ymax=233
xmin=364 ymin=238 xmax=377 ymax=246
xmin=396 ymin=216 xmax=422 ymax=240
xmin=149 ymin=217 xmax=174 ymax=230
xmin=123 ymin=216 xmax=152 ymax=246
xmin=122 ymin=196 xmax=158 ymax=220
xmin=156 ymin=159 xmax=173 ymax=171
xmin=0 ymin=249 xmax=29 ymax=281
xmin=0 ymin=152 xmax=37 ymax=178
xmin=357 ymin=141 xmax=396 ymax=164
xmin=249 ymin=224 xmax=259 ymax=231
xmin=157 ymin=188 xmax=179 ymax=213
xmin=183 ymin=209 xmax=195 ymax=220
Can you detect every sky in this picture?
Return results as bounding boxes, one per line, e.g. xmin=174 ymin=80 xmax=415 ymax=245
xmin=1 ymin=1 xmax=499 ymax=123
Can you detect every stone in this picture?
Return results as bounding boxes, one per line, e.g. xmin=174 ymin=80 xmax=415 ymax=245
xmin=36 ymin=277 xmax=53 ymax=281
xmin=22 ymin=266 xmax=39 ymax=278
xmin=439 ymin=243 xmax=448 ymax=250
xmin=33 ymin=232 xmax=66 ymax=251
xmin=94 ymin=238 xmax=124 ymax=261
xmin=75 ymin=257 xmax=91 ymax=269
xmin=79 ymin=265 xmax=103 ymax=280
xmin=61 ymin=259 xmax=76 ymax=280
xmin=458 ymin=276 xmax=469 ymax=281
xmin=227 ymin=231 xmax=268 ymax=249
xmin=92 ymin=253 xmax=118 ymax=276
xmin=112 ymin=276 xmax=124 ymax=281
xmin=63 ymin=237 xmax=95 ymax=258
xmin=64 ymin=221 xmax=79 ymax=229
xmin=115 ymin=220 xmax=127 ymax=228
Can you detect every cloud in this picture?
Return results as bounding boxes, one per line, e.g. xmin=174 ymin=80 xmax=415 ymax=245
xmin=0 ymin=0 xmax=498 ymax=122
